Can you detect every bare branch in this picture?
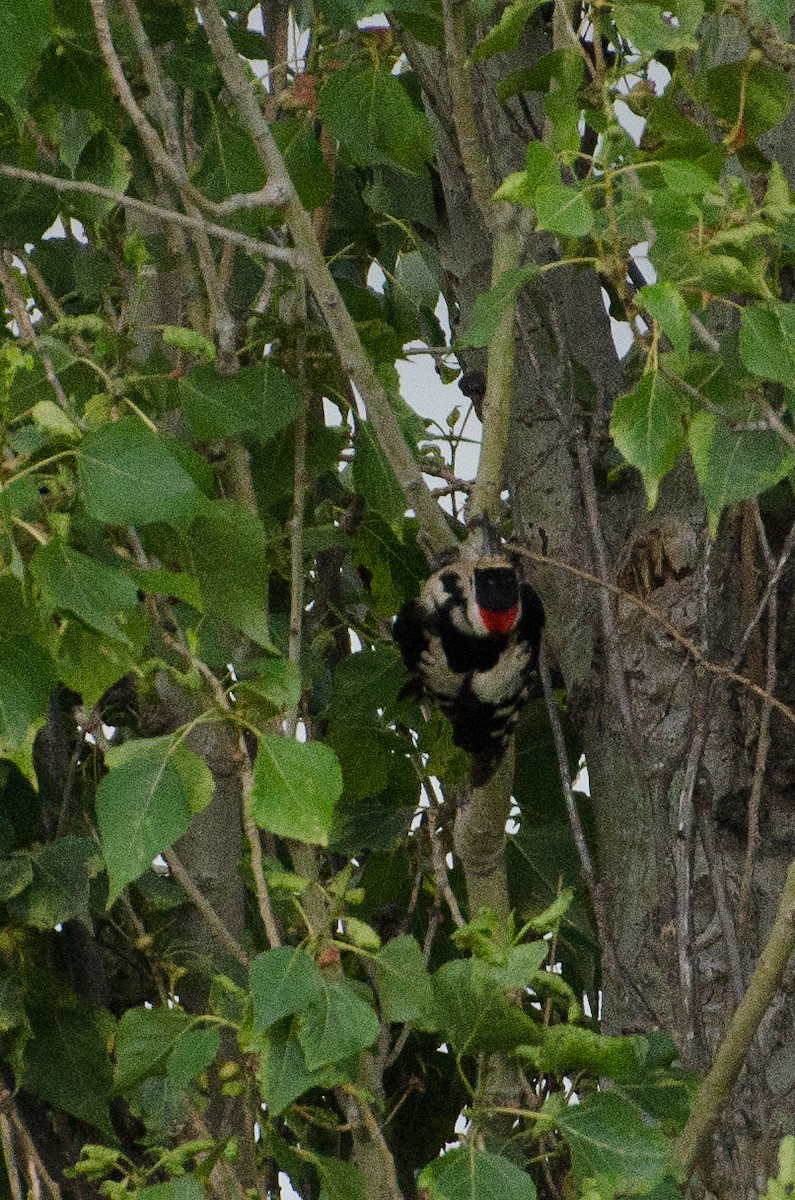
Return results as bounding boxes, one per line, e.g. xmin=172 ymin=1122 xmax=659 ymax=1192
xmin=165 ymin=849 xmax=251 ymax=966
xmin=0 ymin=165 xmax=295 ymax=264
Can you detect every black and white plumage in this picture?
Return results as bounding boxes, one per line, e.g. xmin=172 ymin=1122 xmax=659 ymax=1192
xmin=393 ymin=548 xmax=545 ymax=785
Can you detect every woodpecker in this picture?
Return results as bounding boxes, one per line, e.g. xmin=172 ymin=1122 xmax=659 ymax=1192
xmin=393 ymin=546 xmax=545 ymax=785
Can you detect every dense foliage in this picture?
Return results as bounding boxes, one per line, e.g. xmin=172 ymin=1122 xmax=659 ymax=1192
xmin=1 ymin=0 xmax=795 ymax=1198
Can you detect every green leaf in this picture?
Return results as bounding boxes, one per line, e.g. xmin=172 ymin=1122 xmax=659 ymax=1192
xmin=0 ymin=0 xmax=52 ymax=99
xmin=375 ymin=935 xmax=437 ymax=1026
xmin=638 ymin=281 xmax=691 ymax=362
xmin=353 ymin=420 xmax=407 ymax=527
xmin=419 ymin=1146 xmax=537 ymax=1200
xmin=707 ymin=62 xmax=793 ymax=142
xmin=166 ymin=1027 xmax=221 ymax=1087
xmin=0 ymin=636 xmax=56 ymax=748
xmin=297 ymin=976 xmax=380 ymax=1069
xmin=549 ymin=1091 xmax=678 ymax=1192
xmin=161 ymin=326 xmax=217 ymax=361
xmin=250 ymin=947 xmax=324 ymax=1031
xmin=258 ymin=1018 xmax=348 ymax=1115
xmin=274 ymin=117 xmax=334 ymax=212
xmin=30 ymin=541 xmax=139 ymax=644
xmin=131 ymin=566 xmax=203 ymax=611
xmin=97 ymin=736 xmax=215 ymax=903
xmin=432 ymin=959 xmax=538 ymax=1055
xmin=235 ymin=659 xmax=303 ymax=723
xmin=13 ymin=836 xmax=101 ymax=929
xmin=764 ymin=162 xmax=792 ymax=217
xmin=471 ymin=0 xmax=548 ymax=61
xmin=459 ymin=265 xmax=540 ymax=347
xmin=534 ymin=184 xmax=594 ymax=236
xmin=658 ymin=159 xmax=717 ymax=195
xmin=328 ymin=647 xmax=407 ymax=724
xmin=318 ymin=66 xmax=432 ymax=173
xmin=740 ymin=303 xmax=795 ymax=384
xmin=22 ymin=997 xmax=114 ymax=1138
xmin=749 ymin=0 xmax=792 ymax=32
xmin=612 ymin=0 xmax=704 ymax=52
xmin=519 ymin=1025 xmax=647 ymax=1081
xmin=249 ymin=736 xmax=342 ymax=845
xmin=610 ymin=373 xmax=690 ymax=508
xmin=184 ymin=500 xmax=272 ymax=647
xmin=689 ymin=412 xmax=795 ymax=535
xmin=317 ymin=1158 xmax=368 ymax=1200
xmin=0 ymin=855 xmax=33 ymax=902
xmin=179 ymin=362 xmax=302 ymax=440
xmin=114 ymin=1007 xmax=193 ymax=1092
xmin=78 ymin=419 xmax=204 ymax=528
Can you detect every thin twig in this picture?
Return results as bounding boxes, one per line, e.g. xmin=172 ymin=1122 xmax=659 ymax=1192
xmin=515 ymin=548 xmax=795 ymax=729
xmin=538 ymin=645 xmax=597 ymax=898
xmin=242 ymin=757 xmax=283 ymax=950
xmin=0 ymin=255 xmax=68 ymax=409
xmin=698 ymin=814 xmax=745 ymax=1006
xmin=425 ymin=780 xmax=466 ymax=928
xmin=0 ymin=165 xmax=295 ymax=264
xmin=734 ymin=511 xmax=795 ymax=671
xmin=738 ymin=512 xmax=778 ymax=940
xmin=165 ymin=849 xmax=251 ymax=966
xmin=539 ymin=642 xmax=660 ymax=1024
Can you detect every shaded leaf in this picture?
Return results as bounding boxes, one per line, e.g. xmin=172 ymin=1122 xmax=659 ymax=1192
xmin=179 ymin=363 xmax=302 ymax=440
xmin=13 ymin=836 xmax=101 ymax=929
xmin=548 ymin=1091 xmax=678 ymax=1192
xmin=30 ymin=542 xmax=139 ymax=645
xmin=298 ymin=976 xmax=380 ymax=1069
xmin=318 ymin=66 xmax=432 ymax=173
xmin=78 ymin=419 xmax=204 ymax=528
xmin=257 ymin=1018 xmax=349 ymax=1116
xmin=22 ymin=998 xmax=114 ymax=1138
xmin=184 ymin=501 xmax=272 ymax=647
xmin=0 ymin=636 xmax=56 ymax=748
xmin=374 ymin=934 xmax=437 ymax=1026
xmin=251 ymin=947 xmax=324 ymax=1032
xmin=420 ymin=1145 xmax=537 ymax=1200
xmin=0 ymin=0 xmax=52 ymax=99
xmin=114 ymin=1007 xmax=193 ymax=1093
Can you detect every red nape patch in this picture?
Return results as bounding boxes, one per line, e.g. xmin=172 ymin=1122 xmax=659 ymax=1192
xmin=479 ymin=605 xmax=518 ymax=634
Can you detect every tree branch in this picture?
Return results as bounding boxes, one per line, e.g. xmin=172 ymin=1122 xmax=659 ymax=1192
xmin=677 ymin=858 xmax=795 ymax=1179
xmin=196 ymin=0 xmax=454 ymax=557
xmin=0 ymin=165 xmax=295 ymax=263
xmin=468 ymin=225 xmax=522 ymax=523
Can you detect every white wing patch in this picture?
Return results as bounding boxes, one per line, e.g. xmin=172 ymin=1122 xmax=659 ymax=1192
xmin=471 ymin=642 xmax=528 ymax=704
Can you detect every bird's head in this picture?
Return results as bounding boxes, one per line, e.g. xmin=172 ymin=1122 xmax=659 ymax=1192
xmin=471 ymin=557 xmax=520 ymax=635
